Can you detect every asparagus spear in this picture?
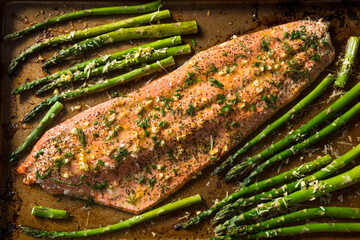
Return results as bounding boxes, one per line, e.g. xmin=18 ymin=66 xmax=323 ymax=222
xmin=22 ymin=56 xmax=175 ymax=122
xmin=174 ymin=154 xmax=332 ymax=230
xmin=238 ymin=102 xmax=360 ymax=187
xmin=4 ymin=1 xmax=163 ymax=41
xmin=213 ymin=74 xmax=335 ymax=175
xmin=225 ymin=80 xmax=360 ymax=182
xmin=226 ymin=207 xmax=360 ymax=237
xmin=179 ymin=84 xmax=360 ymax=229
xmin=213 ymin=143 xmax=360 ymax=225
xmin=7 ymin=10 xmax=171 ymax=75
xmin=42 ymin=21 xmax=198 ymax=70
xmin=227 ymin=223 xmax=360 ymax=239
xmin=31 ymin=206 xmax=70 ymax=219
xmin=9 ymin=101 xmax=64 ymax=162
xmin=215 ymin=145 xmax=360 ymax=235
xmin=334 ymin=37 xmax=360 ymax=88
xmin=21 ymin=194 xmax=202 ymax=238
xmin=36 ymin=44 xmax=191 ymax=95
xmin=12 ymin=36 xmax=182 ymax=95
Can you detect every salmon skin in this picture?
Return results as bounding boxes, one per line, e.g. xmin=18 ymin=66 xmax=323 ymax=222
xmin=18 ymin=19 xmax=334 ymax=214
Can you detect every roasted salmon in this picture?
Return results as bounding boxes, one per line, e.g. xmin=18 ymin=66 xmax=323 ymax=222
xmin=18 ymin=19 xmax=335 ymax=214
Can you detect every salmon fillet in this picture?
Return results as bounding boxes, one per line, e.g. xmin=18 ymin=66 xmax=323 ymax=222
xmin=18 ymin=19 xmax=335 ymax=214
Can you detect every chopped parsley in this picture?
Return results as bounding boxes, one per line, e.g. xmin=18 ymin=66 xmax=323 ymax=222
xmin=191 ymin=38 xmax=197 ymax=46
xmin=186 ymin=103 xmax=196 ymax=116
xmin=34 ymin=149 xmax=44 ymax=159
xmin=98 ymin=160 xmax=104 ymax=166
xmin=111 ymin=147 xmax=130 ymax=165
xmin=311 ymin=53 xmax=320 ymax=62
xmin=52 ymin=177 xmax=82 ymax=186
xmin=231 ymin=121 xmax=240 ymax=127
xmin=160 ymin=108 xmax=166 ymax=117
xmin=148 ymin=177 xmax=156 ymax=189
xmin=218 ymin=103 xmax=232 ymax=115
xmin=217 ymin=94 xmax=226 ymax=104
xmin=158 ymin=121 xmax=167 ymax=127
xmin=260 ymin=37 xmax=270 ymax=52
xmin=209 ymin=77 xmax=224 ymax=89
xmin=137 ymin=176 xmax=145 ymax=184
xmin=54 ymin=157 xmax=66 ymax=170
xmin=290 ymin=30 xmax=300 ymax=40
xmin=185 ymin=72 xmax=197 ymax=87
xmin=36 ymin=169 xmax=52 ymax=180
xmin=92 ymin=181 xmax=108 ymax=191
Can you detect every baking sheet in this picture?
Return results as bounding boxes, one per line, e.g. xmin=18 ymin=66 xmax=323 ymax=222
xmin=1 ymin=1 xmax=360 ymax=239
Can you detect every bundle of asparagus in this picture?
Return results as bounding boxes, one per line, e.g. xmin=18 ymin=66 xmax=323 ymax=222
xmin=212 ymin=138 xmax=360 ymax=225
xmin=12 ymin=36 xmax=183 ymax=95
xmin=177 ymin=101 xmax=360 ymax=230
xmin=8 ymin=9 xmax=172 ymax=75
xmin=215 ymin=144 xmax=360 ymax=236
xmin=36 ymin=44 xmax=190 ymax=95
xmin=41 ymin=21 xmax=197 ymax=71
xmin=176 ymin=37 xmax=360 ymax=232
xmin=211 ymin=207 xmax=360 ymax=239
xmin=225 ymin=80 xmax=360 ymax=182
xmin=4 ymin=1 xmax=163 ymax=41
xmin=22 ymin=56 xmax=176 ymax=122
xmin=7 ymin=1 xmax=197 ymax=124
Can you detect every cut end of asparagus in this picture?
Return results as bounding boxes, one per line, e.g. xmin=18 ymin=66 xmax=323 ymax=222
xmin=31 ymin=206 xmax=70 ymax=219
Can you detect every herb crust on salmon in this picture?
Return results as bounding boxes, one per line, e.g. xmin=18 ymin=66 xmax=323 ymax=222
xmin=17 ymin=19 xmax=335 ymax=214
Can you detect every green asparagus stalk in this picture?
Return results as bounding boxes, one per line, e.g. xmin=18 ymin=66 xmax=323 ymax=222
xmin=7 ymin=10 xmax=171 ymax=75
xmin=36 ymin=44 xmax=191 ymax=95
xmin=238 ymin=102 xmax=360 ymax=187
xmin=227 ymin=207 xmax=360 ymax=237
xmin=213 ymin=155 xmax=340 ymax=225
xmin=225 ymin=80 xmax=360 ymax=182
xmin=31 ymin=206 xmax=70 ymax=219
xmin=213 ymin=74 xmax=335 ymax=175
xmin=179 ymin=83 xmax=360 ymax=230
xmin=42 ymin=21 xmax=198 ymax=70
xmin=4 ymin=1 xmax=163 ymax=41
xmin=9 ymin=101 xmax=64 ymax=162
xmin=213 ymin=143 xmax=360 ymax=225
xmin=174 ymin=154 xmax=333 ymax=230
xmin=231 ymin=223 xmax=360 ymax=239
xmin=334 ymin=36 xmax=360 ymax=88
xmin=215 ymin=145 xmax=360 ymax=235
xmin=12 ymin=36 xmax=182 ymax=95
xmin=21 ymin=194 xmax=202 ymax=238
xmin=22 ymin=56 xmax=175 ymax=122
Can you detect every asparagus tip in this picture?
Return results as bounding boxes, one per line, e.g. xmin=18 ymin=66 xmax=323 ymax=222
xmin=20 ymin=225 xmax=45 ymax=238
xmin=173 ymin=222 xmax=184 ymax=230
